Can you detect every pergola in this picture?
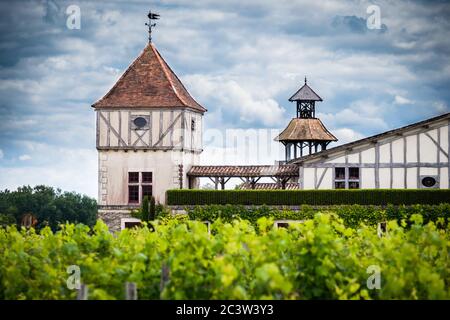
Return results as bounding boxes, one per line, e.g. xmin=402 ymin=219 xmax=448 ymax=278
xmin=187 ymin=165 xmax=299 ymax=190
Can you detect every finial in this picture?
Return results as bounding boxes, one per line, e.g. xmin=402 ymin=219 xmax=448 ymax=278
xmin=145 ymin=10 xmax=160 ymax=43
xmin=304 ymin=76 xmax=307 ymax=84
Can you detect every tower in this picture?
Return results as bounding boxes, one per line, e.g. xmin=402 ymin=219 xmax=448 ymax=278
xmin=276 ymin=78 xmax=337 ymax=162
xmin=92 ymin=12 xmax=206 ymax=230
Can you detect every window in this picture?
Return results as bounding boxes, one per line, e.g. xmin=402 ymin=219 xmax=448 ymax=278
xmin=129 ymin=172 xmax=139 ymax=183
xmin=335 ymin=181 xmax=346 ymax=189
xmin=133 ymin=117 xmax=147 ymax=128
xmin=142 ymin=172 xmax=153 ymax=183
xmin=191 ymin=119 xmax=196 ymax=131
xmin=334 ymin=167 xmax=360 ymax=189
xmin=142 ymin=185 xmax=152 ymax=199
xmin=131 ymin=115 xmax=150 ymax=130
xmin=121 ymin=218 xmax=142 ymax=230
xmin=335 ymin=168 xmax=345 ymax=180
xmin=128 ymin=185 xmax=139 ymax=203
xmin=128 ymin=171 xmax=153 ymax=204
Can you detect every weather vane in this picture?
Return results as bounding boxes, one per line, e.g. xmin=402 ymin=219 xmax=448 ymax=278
xmin=145 ymin=10 xmax=160 ymax=43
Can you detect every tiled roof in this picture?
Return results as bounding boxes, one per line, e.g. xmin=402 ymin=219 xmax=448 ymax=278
xmin=289 ymin=83 xmax=322 ymax=101
xmin=187 ymin=165 xmax=299 ymax=177
xmin=275 ymin=118 xmax=337 ymax=142
xmin=92 ymin=43 xmax=206 ymax=113
xmin=238 ymin=183 xmax=299 ymax=190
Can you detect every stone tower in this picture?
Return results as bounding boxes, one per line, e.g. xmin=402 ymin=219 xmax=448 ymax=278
xmin=92 ymin=43 xmax=206 ymax=230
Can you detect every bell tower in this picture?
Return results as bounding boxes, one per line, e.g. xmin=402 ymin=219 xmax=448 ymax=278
xmin=276 ymin=78 xmax=337 ymax=162
xmin=92 ymin=11 xmax=206 ymax=230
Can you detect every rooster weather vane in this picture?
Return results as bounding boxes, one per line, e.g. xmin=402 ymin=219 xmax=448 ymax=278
xmin=145 ymin=10 xmax=160 ymax=43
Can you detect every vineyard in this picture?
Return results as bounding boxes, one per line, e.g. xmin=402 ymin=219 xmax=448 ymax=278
xmin=0 ymin=210 xmax=449 ymax=300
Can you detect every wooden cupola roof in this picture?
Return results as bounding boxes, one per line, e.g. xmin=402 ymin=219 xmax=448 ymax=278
xmin=92 ymin=43 xmax=206 ymax=113
xmin=289 ymin=80 xmax=323 ymax=102
xmin=275 ymin=118 xmax=337 ymax=142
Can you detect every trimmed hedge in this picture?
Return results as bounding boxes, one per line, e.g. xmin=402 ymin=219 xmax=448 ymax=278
xmin=167 ymin=189 xmax=450 ymax=206
xmin=186 ymin=204 xmax=450 ymax=229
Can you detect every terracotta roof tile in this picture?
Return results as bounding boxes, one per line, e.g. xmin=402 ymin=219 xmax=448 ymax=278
xmin=238 ymin=183 xmax=299 ymax=190
xmin=187 ymin=165 xmax=299 ymax=177
xmin=92 ymin=43 xmax=206 ymax=113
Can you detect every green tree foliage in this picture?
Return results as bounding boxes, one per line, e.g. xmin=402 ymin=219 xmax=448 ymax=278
xmin=0 ymin=213 xmax=448 ymax=300
xmin=0 ymin=185 xmax=97 ymax=231
xmin=141 ymin=196 xmax=149 ymax=222
xmin=149 ymin=196 xmax=156 ymax=221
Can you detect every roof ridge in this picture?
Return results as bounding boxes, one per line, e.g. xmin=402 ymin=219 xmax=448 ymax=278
xmin=291 ymin=112 xmax=450 ymax=163
xmin=150 ymin=44 xmax=187 ymax=107
xmin=92 ymin=46 xmax=147 ymax=107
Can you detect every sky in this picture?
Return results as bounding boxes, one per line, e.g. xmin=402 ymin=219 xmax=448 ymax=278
xmin=0 ymin=0 xmax=450 ymax=198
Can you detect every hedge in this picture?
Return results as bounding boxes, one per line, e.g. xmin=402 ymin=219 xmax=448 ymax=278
xmin=167 ymin=189 xmax=450 ymax=206
xmin=186 ymin=204 xmax=450 ymax=229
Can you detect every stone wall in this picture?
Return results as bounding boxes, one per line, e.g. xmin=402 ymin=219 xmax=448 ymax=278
xmin=97 ymin=209 xmax=133 ymax=232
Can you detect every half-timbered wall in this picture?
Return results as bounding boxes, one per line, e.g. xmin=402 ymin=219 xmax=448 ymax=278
xmin=300 ymin=119 xmax=450 ymax=190
xmin=96 ymin=108 xmax=203 ymax=152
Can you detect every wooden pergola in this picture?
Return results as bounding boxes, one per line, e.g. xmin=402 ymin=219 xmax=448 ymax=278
xmin=187 ymin=165 xmax=299 ymax=190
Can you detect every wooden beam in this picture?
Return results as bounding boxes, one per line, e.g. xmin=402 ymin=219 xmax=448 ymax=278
xmin=153 ymin=113 xmax=182 ymax=147
xmin=375 ymin=143 xmax=380 ymax=189
xmin=417 ymin=133 xmax=420 ymax=188
xmin=425 ymin=132 xmax=448 ymax=158
xmin=132 ymin=130 xmax=148 ymax=147
xmin=107 ymin=111 xmax=111 ymax=147
xmin=448 ymin=120 xmax=450 ymax=189
xmin=99 ymin=112 xmax=128 ymax=147
xmin=389 ymin=142 xmax=393 ymax=189
xmin=316 ymin=167 xmax=328 ymax=189
xmin=403 ymin=136 xmax=407 ymax=188
xmin=118 ymin=111 xmax=122 ymax=146
xmin=302 ymin=162 xmax=448 ymax=168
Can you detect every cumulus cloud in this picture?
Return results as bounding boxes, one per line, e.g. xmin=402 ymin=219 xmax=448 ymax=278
xmin=0 ymin=143 xmax=97 ymax=197
xmin=18 ymin=154 xmax=32 ymax=161
xmin=394 ymin=95 xmax=414 ymax=105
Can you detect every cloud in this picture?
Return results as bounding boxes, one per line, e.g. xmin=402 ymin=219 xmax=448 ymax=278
xmin=0 ymin=143 xmax=97 ymax=197
xmin=0 ymin=149 xmax=3 ymax=159
xmin=18 ymin=154 xmax=32 ymax=161
xmin=184 ymin=75 xmax=286 ymax=127
xmin=394 ymin=95 xmax=414 ymax=105
xmin=1 ymin=0 xmax=450 ymax=195
xmin=333 ymin=128 xmax=365 ymax=145
xmin=331 ymin=15 xmax=387 ymax=34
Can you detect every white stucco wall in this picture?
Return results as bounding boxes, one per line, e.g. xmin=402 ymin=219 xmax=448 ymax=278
xmin=96 ymin=107 xmax=203 ymax=206
xmin=98 ymin=150 xmax=199 ymax=205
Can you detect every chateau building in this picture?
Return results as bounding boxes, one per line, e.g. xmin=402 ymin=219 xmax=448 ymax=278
xmin=93 ymin=15 xmax=449 ymax=230
xmin=93 ymin=42 xmax=206 ymax=230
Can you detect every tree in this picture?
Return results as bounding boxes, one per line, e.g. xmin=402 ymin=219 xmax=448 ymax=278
xmin=141 ymin=196 xmax=149 ymax=222
xmin=149 ymin=196 xmax=156 ymax=221
xmin=0 ymin=185 xmax=97 ymax=231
